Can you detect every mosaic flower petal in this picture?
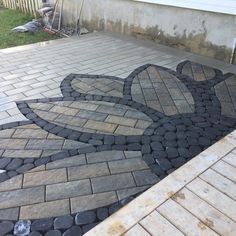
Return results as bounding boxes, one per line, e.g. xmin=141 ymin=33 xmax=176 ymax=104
xmin=130 ymin=65 xmax=194 ymax=115
xmin=72 ymin=77 xmax=123 ymax=97
xmin=177 ymin=60 xmax=222 ymax=81
xmin=26 ymin=100 xmax=153 ymax=136
xmin=62 ymin=74 xmax=124 ymax=98
xmin=215 ymin=74 xmax=236 ymax=118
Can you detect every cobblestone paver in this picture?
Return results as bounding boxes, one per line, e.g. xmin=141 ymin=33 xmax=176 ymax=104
xmin=0 ymin=33 xmax=235 ymax=235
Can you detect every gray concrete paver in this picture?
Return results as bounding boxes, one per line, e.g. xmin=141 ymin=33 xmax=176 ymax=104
xmin=0 ymin=32 xmax=235 ymax=231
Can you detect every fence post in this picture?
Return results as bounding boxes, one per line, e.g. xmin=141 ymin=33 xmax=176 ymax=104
xmin=2 ymin=0 xmax=41 ymax=14
xmin=22 ymin=0 xmax=26 ymax=12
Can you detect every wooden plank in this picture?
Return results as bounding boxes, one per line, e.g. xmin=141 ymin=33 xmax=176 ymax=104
xmin=20 ymin=0 xmax=24 ymax=11
xmin=27 ymin=0 xmax=30 ymax=13
xmin=212 ymin=160 xmax=236 ymax=182
xmin=223 ymin=152 xmax=236 ymax=168
xmin=28 ymin=0 xmax=33 ymax=14
xmin=200 ymin=168 xmax=236 ymax=200
xmin=35 ymin=0 xmax=39 ymax=11
xmin=157 ymin=199 xmax=218 ymax=236
xmin=21 ymin=0 xmax=26 ymax=13
xmin=6 ymin=0 xmax=8 ymax=8
xmin=18 ymin=0 xmax=22 ymax=12
xmin=38 ymin=0 xmax=41 ymax=9
xmin=38 ymin=0 xmax=42 ymax=8
xmin=31 ymin=0 xmax=36 ymax=17
xmin=187 ymin=177 xmax=236 ymax=221
xmin=23 ymin=0 xmax=27 ymax=13
xmin=17 ymin=0 xmax=21 ymax=11
xmin=124 ymin=224 xmax=151 ymax=236
xmin=172 ymin=188 xmax=236 ymax=236
xmin=6 ymin=0 xmax=9 ymax=8
xmin=25 ymin=0 xmax=29 ymax=13
xmin=30 ymin=0 xmax=35 ymax=15
xmin=32 ymin=0 xmax=36 ymax=14
xmin=27 ymin=0 xmax=31 ymax=14
xmin=140 ymin=210 xmax=184 ymax=236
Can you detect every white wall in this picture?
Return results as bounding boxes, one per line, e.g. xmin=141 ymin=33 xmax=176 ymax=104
xmin=134 ymin=0 xmax=236 ymax=15
xmin=60 ymin=0 xmax=236 ymax=62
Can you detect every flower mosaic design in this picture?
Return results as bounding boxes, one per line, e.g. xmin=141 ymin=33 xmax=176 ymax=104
xmin=14 ymin=61 xmax=236 ymax=175
xmin=0 ymin=60 xmax=235 ymax=234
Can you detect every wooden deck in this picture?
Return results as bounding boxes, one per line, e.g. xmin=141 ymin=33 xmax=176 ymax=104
xmin=85 ymin=130 xmax=236 ymax=236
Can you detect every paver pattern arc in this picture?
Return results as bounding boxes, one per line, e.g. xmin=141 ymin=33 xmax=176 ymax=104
xmin=0 ymin=35 xmax=236 ymax=235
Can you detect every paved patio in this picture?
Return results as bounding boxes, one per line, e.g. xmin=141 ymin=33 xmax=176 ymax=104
xmin=86 ymin=130 xmax=236 ymax=236
xmin=0 ymin=32 xmax=235 ymax=235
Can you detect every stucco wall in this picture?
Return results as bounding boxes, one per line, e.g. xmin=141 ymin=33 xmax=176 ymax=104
xmin=59 ymin=0 xmax=236 ymax=63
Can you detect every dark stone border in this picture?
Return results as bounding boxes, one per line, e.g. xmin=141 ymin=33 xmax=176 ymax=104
xmin=0 ymin=61 xmax=236 ymax=235
xmin=0 ymin=120 xmax=32 ymax=131
xmin=0 ymin=193 xmax=141 ymax=236
xmin=0 ymin=146 xmax=97 ymax=183
xmin=14 ymin=62 xmax=236 ymax=178
xmin=0 ymin=120 xmax=97 ymax=183
xmin=17 ymin=96 xmax=162 ymax=140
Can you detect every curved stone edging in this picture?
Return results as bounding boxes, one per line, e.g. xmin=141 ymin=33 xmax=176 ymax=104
xmin=0 ymin=61 xmax=236 ymax=235
xmin=0 ymin=194 xmax=140 ymax=236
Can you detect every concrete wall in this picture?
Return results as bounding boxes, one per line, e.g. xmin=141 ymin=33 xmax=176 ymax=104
xmin=59 ymin=0 xmax=236 ymax=63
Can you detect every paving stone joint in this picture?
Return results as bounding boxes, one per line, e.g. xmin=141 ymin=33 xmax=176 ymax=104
xmin=0 ymin=60 xmax=236 ymax=235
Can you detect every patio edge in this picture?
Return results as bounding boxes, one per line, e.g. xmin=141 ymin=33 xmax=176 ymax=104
xmin=85 ymin=129 xmax=236 ymax=236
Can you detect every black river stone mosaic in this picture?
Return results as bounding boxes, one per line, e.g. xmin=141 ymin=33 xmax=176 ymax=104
xmin=0 ymin=61 xmax=236 ymax=235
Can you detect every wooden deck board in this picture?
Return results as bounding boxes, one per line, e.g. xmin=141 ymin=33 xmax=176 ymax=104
xmin=140 ymin=210 xmax=184 ymax=236
xmin=212 ymin=160 xmax=236 ymax=182
xmin=222 ymin=151 xmax=236 ymax=168
xmin=172 ymin=188 xmax=236 ymax=235
xmin=157 ymin=199 xmax=218 ymax=236
xmin=124 ymin=224 xmax=151 ymax=236
xmin=200 ymin=169 xmax=236 ymax=200
xmin=186 ymin=178 xmax=236 ymax=221
xmin=85 ymin=130 xmax=236 ymax=236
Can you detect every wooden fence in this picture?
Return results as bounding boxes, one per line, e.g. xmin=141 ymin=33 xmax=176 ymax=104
xmin=2 ymin=0 xmax=42 ymax=15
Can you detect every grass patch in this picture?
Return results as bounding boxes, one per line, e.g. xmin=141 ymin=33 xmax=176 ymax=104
xmin=0 ymin=8 xmax=59 ymax=49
